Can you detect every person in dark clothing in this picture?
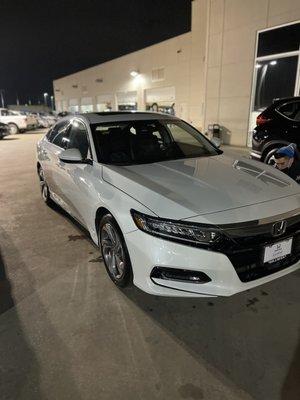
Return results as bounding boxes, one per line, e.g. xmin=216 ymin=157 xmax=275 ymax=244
xmin=274 ymin=143 xmax=300 ymax=183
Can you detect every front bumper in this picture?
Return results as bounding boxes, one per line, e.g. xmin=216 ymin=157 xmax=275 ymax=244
xmin=250 ymin=150 xmax=262 ymax=161
xmin=125 ymin=230 xmax=300 ymax=297
xmin=0 ymin=128 xmax=10 ymax=137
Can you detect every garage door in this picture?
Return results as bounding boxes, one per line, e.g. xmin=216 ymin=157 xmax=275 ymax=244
xmin=116 ymin=91 xmax=137 ymax=111
xmin=96 ymin=94 xmax=113 ymax=112
xmin=81 ymin=97 xmax=94 ymax=113
xmin=69 ymin=98 xmax=79 ymax=113
xmin=145 ymin=86 xmax=175 ymax=115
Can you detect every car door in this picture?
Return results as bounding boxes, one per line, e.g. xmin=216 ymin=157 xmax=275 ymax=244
xmin=56 ymin=118 xmax=96 ymax=226
xmin=44 ymin=120 xmax=71 ymax=210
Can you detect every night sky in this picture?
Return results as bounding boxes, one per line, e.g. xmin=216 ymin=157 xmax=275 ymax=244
xmin=0 ymin=0 xmax=191 ymax=106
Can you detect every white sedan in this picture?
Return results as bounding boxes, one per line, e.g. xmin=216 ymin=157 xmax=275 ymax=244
xmin=36 ymin=112 xmax=300 ymax=297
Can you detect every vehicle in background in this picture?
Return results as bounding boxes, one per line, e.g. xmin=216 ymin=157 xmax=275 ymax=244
xmin=57 ymin=111 xmax=71 ymax=118
xmin=0 ymin=122 xmax=10 ymax=139
xmin=31 ymin=112 xmax=51 ymax=128
xmin=43 ymin=113 xmax=57 ymax=126
xmin=251 ymin=96 xmax=300 ymax=164
xmin=37 ymin=115 xmax=50 ymax=128
xmin=11 ymin=110 xmax=38 ymax=130
xmin=0 ymin=108 xmax=28 ymax=134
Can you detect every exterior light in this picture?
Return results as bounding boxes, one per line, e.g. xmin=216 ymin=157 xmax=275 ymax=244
xmin=43 ymin=92 xmax=48 ymax=106
xmin=270 ymin=60 xmax=277 ymax=65
xmin=130 ymin=70 xmax=139 ymax=77
xmin=255 ymin=64 xmax=262 ymax=68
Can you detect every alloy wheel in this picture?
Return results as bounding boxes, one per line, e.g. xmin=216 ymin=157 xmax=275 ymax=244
xmin=39 ymin=168 xmax=48 ymax=201
xmin=101 ymin=223 xmax=126 ymax=280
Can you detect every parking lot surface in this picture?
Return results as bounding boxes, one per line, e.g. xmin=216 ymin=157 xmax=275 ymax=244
xmin=0 ymin=131 xmax=299 ymax=400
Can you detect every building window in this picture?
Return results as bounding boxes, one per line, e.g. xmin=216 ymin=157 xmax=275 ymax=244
xmin=257 ymin=22 xmax=300 ymax=57
xmin=248 ymin=21 xmax=300 ymax=145
xmin=254 ymin=56 xmax=298 ymax=111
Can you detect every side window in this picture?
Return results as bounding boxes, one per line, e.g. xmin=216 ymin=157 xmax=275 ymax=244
xmin=47 ymin=120 xmax=70 ymax=148
xmin=277 ymin=102 xmax=300 ymax=121
xmin=68 ymin=120 xmax=90 ymax=159
xmin=167 ymin=123 xmax=201 ymax=146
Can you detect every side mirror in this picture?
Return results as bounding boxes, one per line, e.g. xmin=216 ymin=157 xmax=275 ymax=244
xmin=59 ymin=148 xmax=83 ymax=163
xmin=211 ymin=136 xmax=221 ymax=148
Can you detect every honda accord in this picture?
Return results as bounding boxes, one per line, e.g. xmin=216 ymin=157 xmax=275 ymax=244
xmin=36 ymin=112 xmax=300 ymax=297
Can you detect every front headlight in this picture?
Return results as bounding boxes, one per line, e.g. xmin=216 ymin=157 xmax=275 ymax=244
xmin=131 ymin=210 xmax=222 ymax=246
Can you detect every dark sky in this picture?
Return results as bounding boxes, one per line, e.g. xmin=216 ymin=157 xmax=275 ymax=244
xmin=0 ymin=0 xmax=191 ymax=106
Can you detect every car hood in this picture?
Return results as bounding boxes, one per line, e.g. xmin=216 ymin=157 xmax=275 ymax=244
xmin=102 ymin=155 xmax=300 ymax=219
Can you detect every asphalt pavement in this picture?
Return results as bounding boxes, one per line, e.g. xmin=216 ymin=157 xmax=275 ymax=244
xmin=0 ymin=131 xmax=299 ymax=400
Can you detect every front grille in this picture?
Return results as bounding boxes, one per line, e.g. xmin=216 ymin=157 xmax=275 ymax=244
xmin=219 ymin=218 xmax=300 ymax=282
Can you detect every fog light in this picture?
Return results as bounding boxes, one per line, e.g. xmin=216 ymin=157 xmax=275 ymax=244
xmin=151 ymin=267 xmax=211 ymax=284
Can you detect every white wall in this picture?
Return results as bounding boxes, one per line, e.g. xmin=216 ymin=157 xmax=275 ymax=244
xmin=204 ymin=0 xmax=300 ymax=146
xmin=53 ymin=31 xmax=198 ymax=123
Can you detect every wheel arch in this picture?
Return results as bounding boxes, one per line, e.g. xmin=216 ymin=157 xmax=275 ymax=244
xmin=95 ymin=207 xmax=116 ymax=244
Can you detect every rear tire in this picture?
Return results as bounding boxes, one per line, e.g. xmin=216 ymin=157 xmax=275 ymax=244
xmin=99 ymin=214 xmax=133 ymax=288
xmin=8 ymin=123 xmax=19 ymax=135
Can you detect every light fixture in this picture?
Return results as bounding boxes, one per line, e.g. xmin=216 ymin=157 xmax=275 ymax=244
xmin=270 ymin=60 xmax=277 ymax=65
xmin=255 ymin=63 xmax=262 ymax=68
xmin=130 ymin=70 xmax=139 ymax=77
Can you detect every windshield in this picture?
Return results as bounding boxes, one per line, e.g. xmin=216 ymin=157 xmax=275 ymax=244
xmin=91 ymin=119 xmax=221 ymax=165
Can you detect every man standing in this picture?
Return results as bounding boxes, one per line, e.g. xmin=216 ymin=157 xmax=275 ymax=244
xmin=274 ymin=144 xmax=300 ymax=183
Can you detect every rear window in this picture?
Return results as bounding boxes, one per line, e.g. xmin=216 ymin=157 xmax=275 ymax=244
xmin=277 ymin=102 xmax=300 ymax=121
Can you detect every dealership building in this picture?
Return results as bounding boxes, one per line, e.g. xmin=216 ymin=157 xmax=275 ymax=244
xmin=53 ymin=0 xmax=300 ymax=146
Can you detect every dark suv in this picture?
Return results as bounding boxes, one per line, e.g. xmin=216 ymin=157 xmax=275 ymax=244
xmin=251 ymin=96 xmax=300 ymax=164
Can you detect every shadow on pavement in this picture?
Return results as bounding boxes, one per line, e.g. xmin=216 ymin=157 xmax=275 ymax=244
xmin=0 ymin=228 xmax=82 ymax=400
xmin=122 ymin=277 xmax=300 ymax=400
xmin=281 ymin=333 xmax=300 ymax=400
xmin=0 ymin=249 xmax=14 ymax=314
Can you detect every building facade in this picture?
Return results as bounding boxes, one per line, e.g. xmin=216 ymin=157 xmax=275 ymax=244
xmin=53 ymin=0 xmax=300 ymax=146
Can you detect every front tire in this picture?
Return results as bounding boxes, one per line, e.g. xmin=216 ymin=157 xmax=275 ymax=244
xmin=99 ymin=214 xmax=133 ymax=288
xmin=38 ymin=167 xmax=52 ymax=206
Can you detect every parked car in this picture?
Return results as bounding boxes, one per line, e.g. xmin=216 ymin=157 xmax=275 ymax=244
xmin=44 ymin=114 xmax=57 ymax=126
xmin=251 ymin=96 xmax=300 ymax=164
xmin=0 ymin=108 xmax=27 ymax=134
xmin=11 ymin=110 xmax=38 ymax=130
xmin=37 ymin=112 xmax=300 ymax=297
xmin=0 ymin=122 xmax=10 ymax=139
xmin=57 ymin=111 xmax=71 ymax=118
xmin=32 ymin=113 xmax=50 ymax=128
xmin=37 ymin=116 xmax=50 ymax=128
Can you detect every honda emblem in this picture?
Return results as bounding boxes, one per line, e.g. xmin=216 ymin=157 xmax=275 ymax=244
xmin=272 ymin=220 xmax=287 ymax=237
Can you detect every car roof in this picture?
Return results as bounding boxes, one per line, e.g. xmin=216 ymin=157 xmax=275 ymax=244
xmin=77 ymin=111 xmax=180 ymax=124
xmin=272 ymin=96 xmax=300 ymax=105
